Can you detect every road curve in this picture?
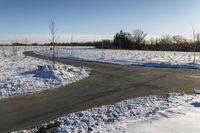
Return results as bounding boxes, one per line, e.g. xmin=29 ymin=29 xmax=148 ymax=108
xmin=1 ymin=51 xmax=200 ymax=132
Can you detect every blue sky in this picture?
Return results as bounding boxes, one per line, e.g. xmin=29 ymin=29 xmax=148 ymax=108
xmin=0 ymin=0 xmax=200 ymax=43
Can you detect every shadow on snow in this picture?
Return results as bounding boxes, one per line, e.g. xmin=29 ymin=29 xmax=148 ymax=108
xmin=21 ymin=70 xmax=58 ymax=79
xmin=191 ymin=102 xmax=200 ymax=107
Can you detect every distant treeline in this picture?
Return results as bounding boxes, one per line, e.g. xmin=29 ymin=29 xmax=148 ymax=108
xmin=96 ymin=29 xmax=200 ymax=52
xmin=11 ymin=43 xmax=39 ymax=46
xmin=7 ymin=42 xmax=100 ymax=47
xmin=4 ymin=29 xmax=200 ymax=52
xmin=43 ymin=42 xmax=102 ymax=47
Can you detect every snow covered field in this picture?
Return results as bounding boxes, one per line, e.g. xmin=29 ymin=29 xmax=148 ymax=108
xmin=15 ymin=91 xmax=200 ymax=133
xmin=0 ymin=46 xmax=90 ymax=99
xmin=35 ymin=48 xmax=200 ymax=69
xmin=1 ymin=46 xmax=200 ymax=132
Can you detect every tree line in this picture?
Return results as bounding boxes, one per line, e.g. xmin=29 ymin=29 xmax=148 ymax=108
xmin=96 ymin=29 xmax=200 ymax=52
xmin=7 ymin=27 xmax=200 ymax=52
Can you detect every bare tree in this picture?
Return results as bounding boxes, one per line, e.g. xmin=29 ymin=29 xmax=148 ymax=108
xmin=192 ymin=26 xmax=197 ymax=43
xmin=132 ymin=29 xmax=147 ymax=45
xmin=192 ymin=27 xmax=200 ymax=43
xmin=196 ymin=33 xmax=200 ymax=44
xmin=160 ymin=35 xmax=173 ymax=44
xmin=192 ymin=27 xmax=198 ymax=64
xmin=173 ymin=35 xmax=187 ymax=44
xmin=149 ymin=37 xmax=155 ymax=45
xmin=49 ymin=19 xmax=56 ymax=66
xmin=12 ymin=40 xmax=18 ymax=56
xmin=70 ymin=36 xmax=74 ymax=57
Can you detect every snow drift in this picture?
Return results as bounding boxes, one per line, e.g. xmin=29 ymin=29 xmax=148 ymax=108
xmin=14 ymin=90 xmax=200 ymax=133
xmin=0 ymin=51 xmax=90 ymax=99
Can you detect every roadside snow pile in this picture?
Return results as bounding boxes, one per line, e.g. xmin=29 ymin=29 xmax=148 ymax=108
xmin=35 ymin=49 xmax=200 ymax=69
xmin=109 ymin=92 xmax=200 ymax=133
xmin=0 ymin=52 xmax=90 ymax=99
xmin=15 ymin=91 xmax=200 ymax=133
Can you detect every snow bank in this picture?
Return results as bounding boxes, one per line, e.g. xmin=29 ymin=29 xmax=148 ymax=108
xmin=14 ymin=91 xmax=200 ymax=133
xmin=112 ymin=92 xmax=200 ymax=133
xmin=35 ymin=48 xmax=200 ymax=69
xmin=0 ymin=51 xmax=90 ymax=99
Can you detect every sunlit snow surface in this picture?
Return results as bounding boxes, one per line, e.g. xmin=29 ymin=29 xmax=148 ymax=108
xmin=35 ymin=48 xmax=200 ymax=69
xmin=2 ymin=46 xmax=199 ymax=133
xmin=15 ymin=92 xmax=200 ymax=133
xmin=101 ymin=93 xmax=200 ymax=133
xmin=0 ymin=47 xmax=90 ymax=99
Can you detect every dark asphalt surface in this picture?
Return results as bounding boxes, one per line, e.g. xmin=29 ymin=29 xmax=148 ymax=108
xmin=1 ymin=51 xmax=200 ymax=132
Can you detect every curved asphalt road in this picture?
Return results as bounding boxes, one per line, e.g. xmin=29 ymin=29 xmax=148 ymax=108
xmin=1 ymin=51 xmax=200 ymax=132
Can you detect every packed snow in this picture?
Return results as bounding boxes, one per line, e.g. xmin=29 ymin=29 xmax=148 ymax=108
xmin=0 ymin=47 xmax=90 ymax=99
xmin=14 ymin=90 xmax=200 ymax=133
xmin=35 ymin=48 xmax=200 ymax=69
